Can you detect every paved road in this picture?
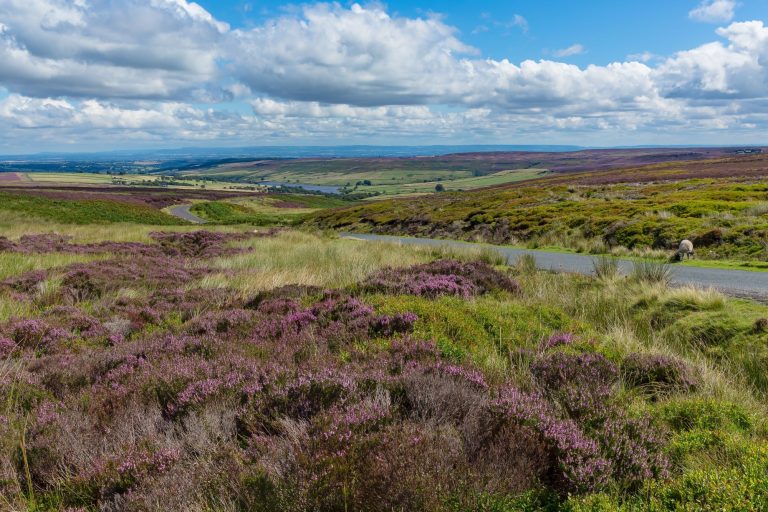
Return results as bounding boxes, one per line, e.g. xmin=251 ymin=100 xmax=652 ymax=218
xmin=342 ymin=233 xmax=768 ymax=301
xmin=169 ymin=204 xmax=207 ymax=224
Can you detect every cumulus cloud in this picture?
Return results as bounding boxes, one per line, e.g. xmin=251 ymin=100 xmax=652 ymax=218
xmin=0 ymin=1 xmax=767 ymax=149
xmin=656 ymin=21 xmax=768 ymax=99
xmin=689 ymin=0 xmax=737 ymax=23
xmin=229 ymin=3 xmax=476 ymax=107
xmin=0 ymin=0 xmax=226 ymax=99
xmin=553 ymin=44 xmax=585 ymax=58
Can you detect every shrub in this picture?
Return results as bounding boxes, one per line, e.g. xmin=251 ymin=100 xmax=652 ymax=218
xmin=540 ymin=332 xmax=578 ymax=352
xmin=8 ymin=319 xmax=68 ymax=349
xmin=361 ymin=260 xmax=520 ymax=298
xmin=622 ymin=353 xmax=698 ymax=394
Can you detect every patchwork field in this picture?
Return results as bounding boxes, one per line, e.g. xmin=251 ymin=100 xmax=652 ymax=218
xmin=177 ymin=147 xmax=760 ymax=197
xmin=1 ymin=208 xmax=768 ymax=510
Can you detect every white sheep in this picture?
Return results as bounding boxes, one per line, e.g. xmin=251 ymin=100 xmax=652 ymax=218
xmin=676 ymin=239 xmax=694 ymax=260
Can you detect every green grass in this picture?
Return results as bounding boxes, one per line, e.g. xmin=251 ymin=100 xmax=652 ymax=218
xmin=0 ymin=191 xmax=184 ymax=225
xmin=359 ymin=169 xmax=550 ymax=196
xmin=190 ymin=193 xmax=354 ymax=226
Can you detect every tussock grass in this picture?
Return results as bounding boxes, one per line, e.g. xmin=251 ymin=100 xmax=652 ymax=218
xmin=0 ymin=252 xmax=108 ymax=280
xmin=210 ymin=231 xmax=438 ymax=293
xmin=631 ymin=259 xmax=673 ymax=285
xmin=592 ymin=255 xmax=619 ymax=281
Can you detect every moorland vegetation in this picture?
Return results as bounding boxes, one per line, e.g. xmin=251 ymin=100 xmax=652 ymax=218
xmin=0 ymin=199 xmax=767 ymax=510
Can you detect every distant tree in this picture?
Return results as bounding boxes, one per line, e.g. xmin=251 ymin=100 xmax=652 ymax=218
xmin=435 ymin=183 xmax=445 ymax=192
xmin=362 ymin=179 xmax=372 ymax=186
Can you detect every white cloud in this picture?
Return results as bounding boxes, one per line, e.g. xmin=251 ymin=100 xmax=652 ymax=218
xmin=689 ymin=0 xmax=737 ymax=23
xmin=627 ymin=51 xmax=657 ymax=63
xmin=656 ymin=21 xmax=768 ymax=99
xmin=0 ymin=0 xmax=226 ymax=99
xmin=512 ymin=14 xmax=529 ymax=33
xmin=0 ymin=2 xmax=767 ymax=149
xmin=552 ymin=44 xmax=585 ymax=58
xmin=230 ymin=3 xmax=476 ymax=107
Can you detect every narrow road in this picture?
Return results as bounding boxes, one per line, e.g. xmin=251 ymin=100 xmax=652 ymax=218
xmin=342 ymin=233 xmax=768 ymax=301
xmin=169 ymin=204 xmax=207 ymax=224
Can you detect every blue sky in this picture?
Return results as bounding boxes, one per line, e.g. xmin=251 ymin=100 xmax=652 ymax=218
xmin=201 ymin=0 xmax=768 ymax=65
xmin=0 ymin=0 xmax=767 ymax=152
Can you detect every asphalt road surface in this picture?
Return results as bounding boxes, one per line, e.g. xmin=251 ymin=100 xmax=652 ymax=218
xmin=169 ymin=204 xmax=207 ymax=224
xmin=342 ymin=233 xmax=768 ymax=301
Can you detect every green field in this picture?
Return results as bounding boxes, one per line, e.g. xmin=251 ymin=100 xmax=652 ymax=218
xmin=16 ymin=172 xmax=264 ymax=192
xmin=0 ymin=190 xmax=185 ymax=225
xmin=360 ymin=169 xmax=550 ymax=196
xmin=180 ymin=159 xmax=552 ymax=197
xmin=190 ymin=193 xmax=353 ymax=225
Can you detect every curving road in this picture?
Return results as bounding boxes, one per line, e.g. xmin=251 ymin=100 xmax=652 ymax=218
xmin=342 ymin=233 xmax=768 ymax=301
xmin=169 ymin=204 xmax=207 ymax=224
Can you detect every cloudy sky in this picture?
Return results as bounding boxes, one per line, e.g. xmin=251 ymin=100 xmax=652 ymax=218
xmin=0 ymin=0 xmax=767 ymax=153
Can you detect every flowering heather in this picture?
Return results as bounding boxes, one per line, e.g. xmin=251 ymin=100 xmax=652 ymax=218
xmin=0 ymin=337 xmax=16 ymax=358
xmin=245 ymin=283 xmax=323 ymax=309
xmin=149 ymin=230 xmax=257 ymax=258
xmin=2 ymin=269 xmax=48 ymax=294
xmin=60 ymin=257 xmax=207 ymax=303
xmin=7 ymin=319 xmax=69 ymax=349
xmin=622 ymin=353 xmax=699 ymax=393
xmin=361 ymin=259 xmax=520 ymax=298
xmin=540 ymin=331 xmax=578 ymax=351
xmin=531 ymin=351 xmax=618 ymax=419
xmin=0 ymin=230 xmax=681 ymax=510
xmin=252 ymin=294 xmax=418 ymax=349
xmin=0 ymin=230 xmax=277 ymax=257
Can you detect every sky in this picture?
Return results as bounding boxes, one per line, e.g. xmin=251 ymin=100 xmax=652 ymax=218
xmin=0 ymin=0 xmax=767 ymax=153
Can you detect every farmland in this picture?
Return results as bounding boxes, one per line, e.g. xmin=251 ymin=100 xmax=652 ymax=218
xmin=175 ymin=147 xmax=758 ymax=197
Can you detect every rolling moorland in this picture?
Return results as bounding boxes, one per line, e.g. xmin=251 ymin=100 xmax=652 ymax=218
xmin=311 ymin=153 xmax=768 ymax=265
xmin=1 ymin=149 xmax=768 ymax=510
xmin=176 ymin=147 xmax=759 ymax=197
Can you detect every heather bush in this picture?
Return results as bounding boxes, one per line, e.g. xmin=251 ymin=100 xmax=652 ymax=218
xmin=149 ymin=230 xmax=256 ymax=258
xmin=59 ymin=258 xmax=208 ymax=303
xmin=7 ymin=319 xmax=69 ymax=350
xmin=540 ymin=331 xmax=578 ymax=352
xmin=361 ymin=259 xmax=520 ymax=298
xmin=0 ymin=336 xmax=16 ymax=357
xmin=530 ymin=351 xmax=670 ymax=491
xmin=622 ymin=353 xmax=698 ymax=394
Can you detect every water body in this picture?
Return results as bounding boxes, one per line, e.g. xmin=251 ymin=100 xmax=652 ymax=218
xmin=258 ymin=181 xmax=341 ymax=194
